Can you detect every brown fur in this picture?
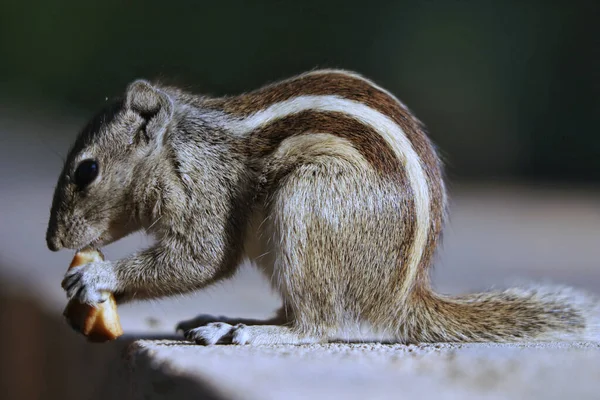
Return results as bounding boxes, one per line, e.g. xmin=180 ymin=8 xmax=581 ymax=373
xmin=208 ymin=71 xmax=446 ymax=291
xmin=246 ymin=110 xmax=403 ymax=176
xmin=48 ymin=71 xmax=599 ymax=345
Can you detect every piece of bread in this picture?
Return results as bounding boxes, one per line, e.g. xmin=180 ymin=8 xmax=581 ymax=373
xmin=62 ymin=249 xmax=123 ymax=342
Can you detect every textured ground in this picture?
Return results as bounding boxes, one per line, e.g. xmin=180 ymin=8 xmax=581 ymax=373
xmin=113 ymin=340 xmax=600 ymax=400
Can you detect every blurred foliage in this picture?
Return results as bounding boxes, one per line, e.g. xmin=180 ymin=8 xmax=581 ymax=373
xmin=0 ymin=0 xmax=598 ymax=181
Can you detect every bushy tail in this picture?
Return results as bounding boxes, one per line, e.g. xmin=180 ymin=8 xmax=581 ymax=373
xmin=400 ymin=285 xmax=600 ymax=342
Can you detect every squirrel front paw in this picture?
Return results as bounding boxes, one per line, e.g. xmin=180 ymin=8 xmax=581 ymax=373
xmin=61 ymin=261 xmax=118 ymax=305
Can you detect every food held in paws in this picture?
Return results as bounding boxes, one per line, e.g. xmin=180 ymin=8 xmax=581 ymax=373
xmin=62 ymin=248 xmax=123 ymax=342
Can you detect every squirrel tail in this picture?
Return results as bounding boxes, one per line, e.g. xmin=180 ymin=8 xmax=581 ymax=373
xmin=397 ymin=284 xmax=600 ymax=342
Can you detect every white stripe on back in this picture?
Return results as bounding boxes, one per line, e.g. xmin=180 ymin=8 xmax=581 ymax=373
xmin=230 ymin=94 xmax=430 ymax=300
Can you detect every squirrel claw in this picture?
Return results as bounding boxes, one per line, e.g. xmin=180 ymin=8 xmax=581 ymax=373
xmin=61 ymin=261 xmax=117 ymax=305
xmin=185 ymin=322 xmax=235 ymax=345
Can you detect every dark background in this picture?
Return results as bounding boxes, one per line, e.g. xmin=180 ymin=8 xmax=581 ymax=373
xmin=1 ymin=0 xmax=598 ymax=182
xmin=1 ymin=2 xmax=599 ymax=399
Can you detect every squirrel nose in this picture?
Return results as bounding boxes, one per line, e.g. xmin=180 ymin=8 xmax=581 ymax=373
xmin=46 ymin=235 xmax=64 ymax=252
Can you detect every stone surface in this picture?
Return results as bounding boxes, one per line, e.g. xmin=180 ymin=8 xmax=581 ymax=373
xmin=122 ymin=340 xmax=600 ymax=400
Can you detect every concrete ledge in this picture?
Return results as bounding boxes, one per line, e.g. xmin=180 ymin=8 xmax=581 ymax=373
xmin=122 ymin=340 xmax=600 ymax=400
xmin=1 ymin=290 xmax=599 ymax=400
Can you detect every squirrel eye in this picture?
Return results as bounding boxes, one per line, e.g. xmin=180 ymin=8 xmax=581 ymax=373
xmin=74 ymin=159 xmax=99 ymax=188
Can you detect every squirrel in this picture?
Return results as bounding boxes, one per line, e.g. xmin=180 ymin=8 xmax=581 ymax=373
xmin=47 ymin=69 xmax=599 ymax=345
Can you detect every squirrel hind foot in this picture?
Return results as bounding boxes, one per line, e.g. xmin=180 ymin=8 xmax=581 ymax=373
xmin=185 ymin=323 xmax=321 ymax=346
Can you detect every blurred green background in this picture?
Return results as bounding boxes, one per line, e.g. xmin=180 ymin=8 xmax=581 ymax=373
xmin=1 ymin=0 xmax=598 ymax=182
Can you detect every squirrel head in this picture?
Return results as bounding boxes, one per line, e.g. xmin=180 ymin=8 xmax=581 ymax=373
xmin=46 ymin=80 xmax=175 ymax=251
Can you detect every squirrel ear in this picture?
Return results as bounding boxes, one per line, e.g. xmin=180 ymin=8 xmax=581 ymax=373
xmin=126 ymin=80 xmax=174 ymax=141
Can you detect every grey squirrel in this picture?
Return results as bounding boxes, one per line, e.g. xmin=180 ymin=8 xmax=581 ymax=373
xmin=47 ymin=70 xmax=599 ymax=344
